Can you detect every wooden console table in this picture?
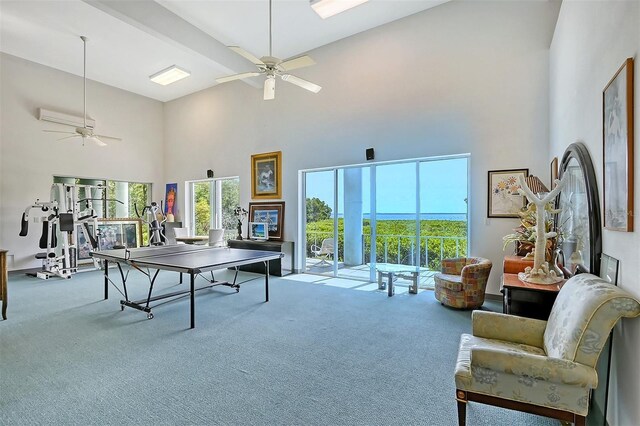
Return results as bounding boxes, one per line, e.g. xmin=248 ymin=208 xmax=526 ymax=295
xmin=501 ymin=273 xmax=566 ymax=320
xmin=1 ymin=249 xmax=7 ymax=320
xmin=227 ymin=240 xmax=294 ymax=276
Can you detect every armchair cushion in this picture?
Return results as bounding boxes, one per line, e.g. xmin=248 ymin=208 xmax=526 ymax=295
xmin=434 ymin=274 xmax=462 ymax=292
xmin=472 ymin=311 xmax=547 ymax=349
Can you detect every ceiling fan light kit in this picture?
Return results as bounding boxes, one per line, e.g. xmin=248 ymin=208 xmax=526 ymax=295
xmin=216 ymin=0 xmax=322 ymax=101
xmin=310 ymin=0 xmax=370 ymax=19
xmin=149 ymin=65 xmax=191 ymax=86
xmin=43 ymin=36 xmax=121 ymax=146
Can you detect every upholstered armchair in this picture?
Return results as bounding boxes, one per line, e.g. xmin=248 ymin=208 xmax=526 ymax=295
xmin=434 ymin=257 xmax=492 ymax=309
xmin=454 ymin=273 xmax=640 ymax=425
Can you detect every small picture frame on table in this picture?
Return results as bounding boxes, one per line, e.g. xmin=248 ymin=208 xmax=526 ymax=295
xmin=487 ymin=169 xmax=529 ymax=218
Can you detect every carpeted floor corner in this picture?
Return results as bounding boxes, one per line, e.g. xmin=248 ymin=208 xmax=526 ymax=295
xmin=0 ymin=269 xmax=555 ymax=425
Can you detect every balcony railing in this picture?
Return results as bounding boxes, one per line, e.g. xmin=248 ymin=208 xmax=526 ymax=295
xmin=306 ymin=230 xmax=467 ymax=271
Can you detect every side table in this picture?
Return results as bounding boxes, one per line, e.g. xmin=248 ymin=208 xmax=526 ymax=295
xmin=501 ymin=273 xmax=566 ymax=320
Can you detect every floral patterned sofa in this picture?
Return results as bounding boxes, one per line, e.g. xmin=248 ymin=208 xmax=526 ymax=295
xmin=434 ymin=257 xmax=493 ymax=309
xmin=454 ymin=273 xmax=640 ymax=425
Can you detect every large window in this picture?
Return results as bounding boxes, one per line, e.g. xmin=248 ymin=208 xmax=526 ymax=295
xmin=302 ymin=155 xmax=469 ymax=285
xmin=187 ymin=177 xmax=239 ymax=241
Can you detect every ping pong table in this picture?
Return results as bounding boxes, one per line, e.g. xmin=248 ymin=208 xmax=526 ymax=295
xmin=91 ymin=245 xmax=283 ymax=328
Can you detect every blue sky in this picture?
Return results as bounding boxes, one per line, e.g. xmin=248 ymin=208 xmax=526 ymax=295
xmin=305 ymin=157 xmax=468 ymax=215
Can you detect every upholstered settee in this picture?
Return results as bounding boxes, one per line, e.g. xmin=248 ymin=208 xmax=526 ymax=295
xmin=454 ymin=273 xmax=640 ymax=425
xmin=434 ymin=257 xmax=492 ymax=309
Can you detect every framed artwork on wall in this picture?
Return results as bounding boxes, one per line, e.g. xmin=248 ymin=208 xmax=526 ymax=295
xmin=165 ymin=183 xmax=177 ymax=217
xmin=487 ymin=168 xmax=529 ymax=218
xmin=251 ymin=151 xmax=282 ymax=199
xmin=248 ymin=202 xmax=284 ymax=241
xmin=550 ymin=157 xmax=558 ymax=188
xmin=603 ymin=57 xmax=634 ymax=232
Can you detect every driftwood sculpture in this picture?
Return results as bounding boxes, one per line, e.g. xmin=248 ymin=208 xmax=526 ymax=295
xmin=517 ymin=174 xmax=566 ymax=284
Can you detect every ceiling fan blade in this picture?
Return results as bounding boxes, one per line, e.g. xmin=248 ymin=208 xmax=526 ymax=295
xmin=228 ymin=46 xmax=265 ymax=66
xmin=281 ymin=74 xmax=322 ymax=93
xmin=57 ymin=134 xmax=80 ymax=141
xmin=43 ymin=130 xmax=76 ymax=134
xmin=279 ymin=55 xmax=315 ymax=72
xmin=95 ymin=134 xmax=121 ymax=141
xmin=89 ymin=136 xmax=108 ymax=147
xmin=216 ymin=72 xmax=261 ymax=84
xmin=264 ymin=77 xmax=275 ymax=100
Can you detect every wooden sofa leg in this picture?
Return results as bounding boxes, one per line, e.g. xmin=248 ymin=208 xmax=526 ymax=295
xmin=574 ymin=415 xmax=586 ymax=426
xmin=456 ymin=390 xmax=467 ymax=426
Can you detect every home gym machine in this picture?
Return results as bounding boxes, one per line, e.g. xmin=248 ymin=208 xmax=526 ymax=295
xmin=135 ymin=201 xmax=166 ymax=246
xmin=19 ymin=183 xmax=120 ymax=279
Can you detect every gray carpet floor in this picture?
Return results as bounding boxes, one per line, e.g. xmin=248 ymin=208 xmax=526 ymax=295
xmin=0 ymin=268 xmax=556 ymax=425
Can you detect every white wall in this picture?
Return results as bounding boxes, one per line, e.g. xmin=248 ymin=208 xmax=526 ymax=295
xmin=0 ymin=53 xmax=164 ymax=270
xmin=549 ymin=1 xmax=640 ymax=424
xmin=164 ymin=0 xmax=559 ymax=293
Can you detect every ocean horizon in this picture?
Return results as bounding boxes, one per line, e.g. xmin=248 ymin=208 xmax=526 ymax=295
xmin=333 ymin=213 xmax=467 ymax=221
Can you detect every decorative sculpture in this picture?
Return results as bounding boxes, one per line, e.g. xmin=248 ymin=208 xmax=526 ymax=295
xmin=517 ymin=174 xmax=566 ymax=284
xmin=234 ymin=206 xmax=248 ymax=240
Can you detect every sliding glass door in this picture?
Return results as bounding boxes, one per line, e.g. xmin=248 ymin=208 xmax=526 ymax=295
xmin=302 ymin=155 xmax=468 ymax=289
xmin=305 ymin=170 xmax=336 ymax=276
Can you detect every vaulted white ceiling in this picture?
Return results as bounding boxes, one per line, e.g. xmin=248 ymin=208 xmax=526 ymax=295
xmin=0 ymin=0 xmax=449 ymax=102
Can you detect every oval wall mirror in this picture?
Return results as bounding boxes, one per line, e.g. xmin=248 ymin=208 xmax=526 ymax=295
xmin=556 ymin=142 xmax=602 ymax=275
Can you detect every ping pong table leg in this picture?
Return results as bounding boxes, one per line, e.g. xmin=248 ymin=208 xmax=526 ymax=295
xmin=190 ymin=272 xmax=195 ymax=329
xmin=104 ymin=260 xmax=109 ymax=300
xmin=265 ymin=261 xmax=269 ymax=302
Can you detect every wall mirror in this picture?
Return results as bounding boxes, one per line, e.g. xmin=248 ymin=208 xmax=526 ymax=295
xmin=556 ymin=142 xmax=602 ymax=275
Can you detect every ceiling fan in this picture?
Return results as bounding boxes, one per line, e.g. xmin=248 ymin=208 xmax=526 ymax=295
xmin=43 ymin=36 xmax=121 ymax=147
xmin=215 ymin=0 xmax=322 ymax=100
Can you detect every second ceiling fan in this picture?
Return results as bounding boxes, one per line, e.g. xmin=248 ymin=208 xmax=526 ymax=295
xmin=44 ymin=36 xmax=121 ymax=147
xmin=216 ymin=0 xmax=322 ymax=100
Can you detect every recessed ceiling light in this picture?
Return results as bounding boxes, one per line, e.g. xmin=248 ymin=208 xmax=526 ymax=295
xmin=310 ymin=0 xmax=369 ymax=19
xmin=149 ymin=65 xmax=190 ymax=86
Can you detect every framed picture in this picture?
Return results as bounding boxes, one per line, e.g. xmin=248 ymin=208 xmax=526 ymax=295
xmin=249 ymin=222 xmax=268 ymax=241
xmin=599 ymin=253 xmax=619 ymax=285
xmin=603 ymin=57 xmax=634 ymax=232
xmin=251 ymin=151 xmax=282 ymax=199
xmin=487 ymin=169 xmax=529 ymax=218
xmin=550 ymin=157 xmax=558 ymax=188
xmin=97 ymin=219 xmax=142 ymax=250
xmin=248 ymin=202 xmax=284 ymax=241
xmin=76 ymin=223 xmax=95 ymax=262
xmin=165 ymin=183 xmax=177 ymax=217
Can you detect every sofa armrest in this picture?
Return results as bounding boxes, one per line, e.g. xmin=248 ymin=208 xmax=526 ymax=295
xmin=470 ymin=347 xmax=597 ymax=387
xmin=472 ymin=311 xmax=547 ymax=348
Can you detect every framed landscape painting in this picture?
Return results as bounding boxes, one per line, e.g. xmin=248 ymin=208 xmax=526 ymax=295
xmin=251 ymin=151 xmax=282 ymax=199
xmin=97 ymin=218 xmax=142 ymax=250
xmin=603 ymin=57 xmax=634 ymax=231
xmin=248 ymin=202 xmax=284 ymax=241
xmin=487 ymin=169 xmax=529 ymax=218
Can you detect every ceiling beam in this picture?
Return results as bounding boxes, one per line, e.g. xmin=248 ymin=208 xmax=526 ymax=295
xmin=83 ymin=0 xmax=260 ymax=88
